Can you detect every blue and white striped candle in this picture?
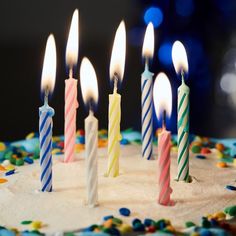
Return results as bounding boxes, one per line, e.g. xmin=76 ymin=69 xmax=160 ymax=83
xmin=141 ymin=23 xmax=155 ymax=160
xmin=39 ymin=34 xmax=57 ymax=192
xmin=39 ymin=100 xmax=54 ymax=192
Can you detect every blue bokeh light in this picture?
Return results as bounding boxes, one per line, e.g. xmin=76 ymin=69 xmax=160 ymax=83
xmin=158 ymin=42 xmax=172 ymax=66
xmin=175 ymin=0 xmax=194 ymax=17
xmin=144 ymin=7 xmax=163 ymax=28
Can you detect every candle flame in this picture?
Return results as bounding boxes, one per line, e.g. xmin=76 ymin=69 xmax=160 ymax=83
xmin=142 ymin=22 xmax=154 ymax=59
xmin=41 ymin=34 xmax=57 ymax=93
xmin=80 ymin=57 xmax=99 ymax=106
xmin=66 ymin=9 xmax=79 ymax=67
xmin=109 ymin=21 xmax=126 ymax=82
xmin=153 ymin=72 xmax=172 ymax=119
xmin=172 ymin=40 xmax=188 ymax=74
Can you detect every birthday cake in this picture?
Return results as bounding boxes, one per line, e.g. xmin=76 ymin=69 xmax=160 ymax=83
xmin=0 ymin=130 xmax=236 ymax=236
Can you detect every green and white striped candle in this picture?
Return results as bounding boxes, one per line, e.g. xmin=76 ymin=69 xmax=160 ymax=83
xmin=172 ymin=41 xmax=190 ymax=182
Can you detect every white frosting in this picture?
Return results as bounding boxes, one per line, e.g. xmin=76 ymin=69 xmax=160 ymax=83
xmin=0 ymin=146 xmax=236 ymax=234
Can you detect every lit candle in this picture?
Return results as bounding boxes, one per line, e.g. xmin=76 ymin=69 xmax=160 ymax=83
xmin=141 ymin=22 xmax=155 ymax=160
xmin=172 ymin=41 xmax=190 ymax=182
xmin=153 ymin=72 xmax=174 ymax=206
xmin=64 ymin=9 xmax=79 ymax=163
xmin=80 ymin=57 xmax=99 ymax=207
xmin=106 ymin=21 xmax=126 ymax=177
xmin=39 ymin=34 xmax=57 ymax=192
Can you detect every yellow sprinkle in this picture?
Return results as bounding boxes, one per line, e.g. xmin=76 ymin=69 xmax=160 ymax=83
xmin=31 ymin=221 xmax=42 ymax=230
xmin=0 ymin=142 xmax=6 ymax=151
xmin=213 ymin=211 xmax=226 ymax=220
xmin=233 ymin=159 xmax=236 ymax=166
xmin=118 ymin=224 xmax=132 ymax=233
xmin=191 ymin=233 xmax=200 ymax=236
xmin=5 ymin=165 xmax=15 ymax=171
xmin=26 ymin=132 xmax=35 ymax=140
xmin=52 ymin=136 xmax=61 ymax=142
xmin=99 ymin=129 xmax=108 ymax=135
xmin=0 ymin=178 xmax=8 ymax=184
xmin=52 ymin=148 xmax=61 ymax=154
xmin=171 ymin=146 xmax=178 ymax=153
xmin=216 ymin=162 xmax=228 ymax=168
xmin=75 ymin=144 xmax=84 ymax=152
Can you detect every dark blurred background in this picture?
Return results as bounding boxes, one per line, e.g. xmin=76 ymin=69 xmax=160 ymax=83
xmin=0 ymin=0 xmax=236 ymax=141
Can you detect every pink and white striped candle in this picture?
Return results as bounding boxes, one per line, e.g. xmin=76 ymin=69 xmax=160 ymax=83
xmin=157 ymin=128 xmax=173 ymax=206
xmin=64 ymin=9 xmax=79 ymax=163
xmin=153 ymin=72 xmax=173 ymax=206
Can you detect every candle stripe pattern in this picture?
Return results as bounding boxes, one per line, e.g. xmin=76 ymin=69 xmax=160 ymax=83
xmin=64 ymin=79 xmax=78 ymax=163
xmin=141 ymin=71 xmax=153 ymax=160
xmin=177 ymin=83 xmax=190 ymax=181
xmin=39 ymin=106 xmax=54 ymax=192
xmin=157 ymin=130 xmax=173 ymax=206
xmin=85 ymin=115 xmax=98 ymax=207
xmin=107 ymin=93 xmax=121 ymax=177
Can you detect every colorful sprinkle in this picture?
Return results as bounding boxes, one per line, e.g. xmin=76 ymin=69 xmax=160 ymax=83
xmin=119 ymin=207 xmax=131 ymax=217
xmin=216 ymin=162 xmax=228 ymax=168
xmin=0 ymin=178 xmax=8 ymax=184
xmin=226 ymin=185 xmax=236 ymax=191
xmin=195 ymin=155 xmax=206 ymax=159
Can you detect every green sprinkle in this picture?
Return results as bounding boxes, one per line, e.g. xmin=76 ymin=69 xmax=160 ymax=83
xmin=16 ymin=158 xmax=24 ymax=166
xmin=191 ymin=145 xmax=201 ymax=154
xmin=9 ymin=157 xmax=16 ymax=165
xmin=21 ymin=220 xmax=32 ymax=225
xmin=224 ymin=205 xmax=236 ymax=216
xmin=64 ymin=233 xmax=75 ymax=236
xmin=185 ymin=221 xmax=196 ymax=228
xmin=112 ymin=217 xmax=123 ymax=225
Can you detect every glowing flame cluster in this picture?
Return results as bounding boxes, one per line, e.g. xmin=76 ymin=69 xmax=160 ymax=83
xmin=142 ymin=22 xmax=154 ymax=59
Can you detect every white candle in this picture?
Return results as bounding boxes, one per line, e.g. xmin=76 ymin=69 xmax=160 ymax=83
xmin=80 ymin=57 xmax=99 ymax=207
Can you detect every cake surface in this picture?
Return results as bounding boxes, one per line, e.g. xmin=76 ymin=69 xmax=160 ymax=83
xmin=1 ymin=137 xmax=236 ymax=234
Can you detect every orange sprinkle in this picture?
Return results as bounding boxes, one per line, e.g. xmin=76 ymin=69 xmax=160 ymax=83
xmin=216 ymin=162 xmax=228 ymax=168
xmin=0 ymin=178 xmax=8 ymax=184
xmin=103 ymin=218 xmax=113 ymax=228
xmin=0 ymin=165 xmax=6 ymax=171
xmin=98 ymin=139 xmax=108 ymax=148
xmin=215 ymin=143 xmax=225 ymax=152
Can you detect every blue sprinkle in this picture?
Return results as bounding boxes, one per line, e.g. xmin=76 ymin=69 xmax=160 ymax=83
xmin=120 ymin=139 xmax=129 ymax=145
xmin=0 ymin=229 xmax=16 ymax=236
xmin=159 ymin=220 xmax=166 ymax=230
xmin=133 ymin=223 xmax=145 ymax=232
xmin=132 ymin=218 xmax=141 ymax=227
xmin=144 ymin=218 xmax=153 ymax=227
xmin=103 ymin=215 xmax=114 ymax=221
xmin=24 ymin=157 xmax=34 ymax=164
xmin=226 ymin=185 xmax=236 ymax=191
xmin=195 ymin=155 xmax=206 ymax=159
xmin=5 ymin=170 xmax=15 ymax=176
xmin=119 ymin=207 xmax=131 ymax=217
xmin=79 ymin=136 xmax=85 ymax=144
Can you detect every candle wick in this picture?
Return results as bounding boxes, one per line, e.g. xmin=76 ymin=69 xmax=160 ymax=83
xmin=162 ymin=110 xmax=166 ymax=131
xmin=44 ymin=87 xmax=49 ymax=106
xmin=181 ymin=69 xmax=185 ymax=83
xmin=113 ymin=73 xmax=119 ymax=93
xmin=69 ymin=67 xmax=73 ymax=79
xmin=145 ymin=58 xmax=149 ymax=70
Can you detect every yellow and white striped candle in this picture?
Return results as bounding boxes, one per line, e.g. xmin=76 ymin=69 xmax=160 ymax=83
xmin=106 ymin=21 xmax=126 ymax=177
xmin=107 ymin=88 xmax=121 ymax=177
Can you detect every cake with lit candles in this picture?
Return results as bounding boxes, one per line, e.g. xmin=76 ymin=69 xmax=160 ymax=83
xmin=1 ymin=7 xmax=236 ymax=236
xmin=1 ymin=129 xmax=236 ymax=235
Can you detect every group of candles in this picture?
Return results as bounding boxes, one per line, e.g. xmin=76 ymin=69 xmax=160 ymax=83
xmin=39 ymin=9 xmax=190 ymax=207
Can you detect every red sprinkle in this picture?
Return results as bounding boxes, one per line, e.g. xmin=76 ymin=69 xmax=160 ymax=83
xmin=147 ymin=226 xmax=156 ymax=233
xmin=201 ymin=147 xmax=211 ymax=154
